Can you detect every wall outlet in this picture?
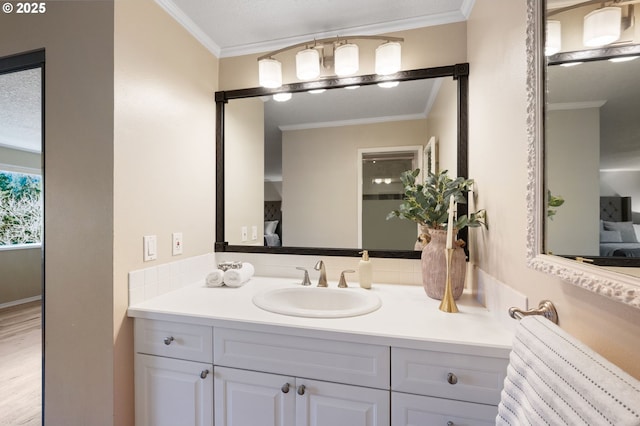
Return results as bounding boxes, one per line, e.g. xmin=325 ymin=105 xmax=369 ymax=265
xmin=251 ymin=225 xmax=258 ymax=240
xmin=172 ymin=232 xmax=183 ymax=256
xmin=241 ymin=226 xmax=248 ymax=242
xmin=143 ymin=235 xmax=157 ymax=262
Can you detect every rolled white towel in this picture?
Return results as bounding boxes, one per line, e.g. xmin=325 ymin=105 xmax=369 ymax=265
xmin=223 ymin=262 xmax=255 ymax=287
xmin=205 ymin=269 xmax=224 ymax=287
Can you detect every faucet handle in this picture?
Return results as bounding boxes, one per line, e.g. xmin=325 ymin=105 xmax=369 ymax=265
xmin=296 ymin=267 xmax=312 ymax=286
xmin=338 ymin=270 xmax=356 ymax=288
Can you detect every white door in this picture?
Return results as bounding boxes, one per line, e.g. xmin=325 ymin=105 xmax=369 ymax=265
xmin=391 ymin=392 xmax=497 ymax=426
xmin=214 ymin=366 xmax=295 ymax=426
xmin=296 ymin=378 xmax=389 ymax=426
xmin=135 ymin=353 xmax=213 ymax=426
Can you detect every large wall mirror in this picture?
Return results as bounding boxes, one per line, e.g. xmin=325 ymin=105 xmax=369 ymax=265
xmin=526 ymin=0 xmax=640 ymax=308
xmin=215 ymin=65 xmax=469 ymax=259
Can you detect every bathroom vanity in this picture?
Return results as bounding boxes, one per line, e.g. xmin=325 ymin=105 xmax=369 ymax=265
xmin=128 ymin=276 xmax=514 ymax=426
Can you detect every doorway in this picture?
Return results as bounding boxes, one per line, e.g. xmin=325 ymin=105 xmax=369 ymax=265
xmin=0 ymin=49 xmax=45 ymax=426
xmin=357 ymin=146 xmax=423 ymax=250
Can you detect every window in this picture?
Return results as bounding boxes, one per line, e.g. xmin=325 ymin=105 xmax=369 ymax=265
xmin=0 ymin=170 xmax=42 ymax=246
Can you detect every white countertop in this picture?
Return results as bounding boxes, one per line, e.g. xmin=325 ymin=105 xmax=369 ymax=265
xmin=127 ymin=276 xmax=515 ymax=358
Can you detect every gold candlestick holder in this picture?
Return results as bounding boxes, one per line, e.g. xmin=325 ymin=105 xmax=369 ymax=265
xmin=439 ymin=248 xmax=459 ymax=313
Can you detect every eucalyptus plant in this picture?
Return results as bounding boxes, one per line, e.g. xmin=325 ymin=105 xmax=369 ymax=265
xmin=386 ymin=169 xmax=486 ymax=231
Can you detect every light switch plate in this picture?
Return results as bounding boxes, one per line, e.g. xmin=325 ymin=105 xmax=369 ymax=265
xmin=143 ymin=235 xmax=157 ymax=262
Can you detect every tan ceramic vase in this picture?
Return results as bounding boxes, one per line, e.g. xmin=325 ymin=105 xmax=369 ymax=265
xmin=421 ymin=228 xmax=466 ymax=300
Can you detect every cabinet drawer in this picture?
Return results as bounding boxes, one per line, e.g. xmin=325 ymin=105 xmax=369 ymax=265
xmin=391 ymin=347 xmax=507 ymax=405
xmin=135 ymin=319 xmax=213 ymax=363
xmin=214 ymin=328 xmax=390 ymax=389
xmin=392 ymin=392 xmax=497 ymax=426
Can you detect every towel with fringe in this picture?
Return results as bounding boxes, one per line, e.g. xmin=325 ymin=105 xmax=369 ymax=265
xmin=497 ymin=316 xmax=640 ymax=426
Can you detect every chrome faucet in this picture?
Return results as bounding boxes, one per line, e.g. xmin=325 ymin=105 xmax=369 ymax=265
xmin=314 ymin=260 xmax=328 ymax=287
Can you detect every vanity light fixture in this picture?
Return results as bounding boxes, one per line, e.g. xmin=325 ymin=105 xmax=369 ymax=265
xmin=344 ymin=85 xmax=360 ymax=90
xmin=583 ymin=7 xmax=622 ymax=47
xmin=308 ymin=88 xmax=326 ymax=94
xmin=546 ymin=2 xmax=636 ymax=53
xmin=257 ymin=35 xmax=404 ymax=88
xmin=559 ymin=61 xmax=583 ymax=67
xmin=273 ymin=92 xmax=292 ymax=102
xmin=378 ymin=81 xmax=399 ymax=88
xmin=545 ymin=20 xmax=562 ymax=56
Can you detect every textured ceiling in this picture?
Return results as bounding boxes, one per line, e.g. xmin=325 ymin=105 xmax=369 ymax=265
xmin=0 ymin=68 xmax=41 ymax=154
xmin=155 ymin=0 xmax=474 ymax=57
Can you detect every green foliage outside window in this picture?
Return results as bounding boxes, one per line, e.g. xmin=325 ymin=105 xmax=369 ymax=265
xmin=0 ymin=171 xmax=42 ymax=245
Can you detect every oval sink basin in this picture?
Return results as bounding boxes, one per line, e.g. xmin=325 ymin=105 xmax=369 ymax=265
xmin=252 ymin=287 xmax=381 ymax=318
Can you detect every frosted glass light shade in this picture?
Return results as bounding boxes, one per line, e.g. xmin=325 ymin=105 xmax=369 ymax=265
xmin=335 ymin=43 xmax=359 ymax=76
xmin=258 ymin=58 xmax=282 ymax=88
xmin=296 ymin=48 xmax=320 ymax=80
xmin=545 ymin=20 xmax=562 ymax=56
xmin=273 ymin=92 xmax=291 ymax=102
xmin=375 ymin=42 xmax=401 ymax=75
xmin=583 ymin=7 xmax=621 ymax=47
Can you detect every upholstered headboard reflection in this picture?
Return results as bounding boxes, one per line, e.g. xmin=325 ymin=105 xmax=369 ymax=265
xmin=264 ymin=201 xmax=282 ymax=238
xmin=600 ymin=196 xmax=632 ymax=222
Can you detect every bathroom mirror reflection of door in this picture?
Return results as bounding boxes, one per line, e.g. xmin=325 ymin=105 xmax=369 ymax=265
xmin=358 ymin=146 xmax=423 ymax=250
xmin=0 ymin=50 xmax=45 ymax=425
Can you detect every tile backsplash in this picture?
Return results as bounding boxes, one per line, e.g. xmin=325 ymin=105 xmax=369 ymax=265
xmin=128 ymin=253 xmax=215 ymax=305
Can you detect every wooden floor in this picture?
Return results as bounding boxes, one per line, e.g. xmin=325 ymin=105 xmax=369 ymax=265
xmin=0 ymin=301 xmax=42 ymax=426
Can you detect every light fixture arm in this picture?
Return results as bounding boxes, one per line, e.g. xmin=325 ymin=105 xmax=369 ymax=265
xmin=256 ymin=35 xmax=404 ymax=61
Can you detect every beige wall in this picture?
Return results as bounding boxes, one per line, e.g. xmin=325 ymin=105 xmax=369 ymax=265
xmin=1 ymin=0 xmax=217 ymax=424
xmin=546 ymin=108 xmax=600 ymax=255
xmin=0 ymin=146 xmax=40 ymax=170
xmin=468 ymin=0 xmax=640 ymax=379
xmin=224 ymin=98 xmax=264 ymax=245
xmin=0 ymin=247 xmax=41 ymax=305
xmin=114 ymin=0 xmax=218 ymax=424
xmin=282 ymin=120 xmax=426 ymax=247
xmin=0 ymin=0 xmax=114 ymax=421
xmin=426 ymin=77 xmax=458 ymax=174
xmin=0 ymin=2 xmax=116 ymax=424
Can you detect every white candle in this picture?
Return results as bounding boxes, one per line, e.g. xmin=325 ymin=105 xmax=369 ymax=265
xmin=446 ymin=194 xmax=455 ymax=249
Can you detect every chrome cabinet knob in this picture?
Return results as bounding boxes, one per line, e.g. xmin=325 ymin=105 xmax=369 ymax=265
xmin=297 ymin=385 xmax=306 ymax=395
xmin=447 ymin=372 xmax=458 ymax=385
xmin=200 ymin=369 xmax=209 ymax=379
xmin=163 ymin=336 xmax=175 ymax=345
xmin=281 ymin=383 xmax=290 ymax=393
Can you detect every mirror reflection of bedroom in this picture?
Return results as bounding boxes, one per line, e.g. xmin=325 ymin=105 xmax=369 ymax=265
xmin=545 ymin=55 xmax=640 ymax=261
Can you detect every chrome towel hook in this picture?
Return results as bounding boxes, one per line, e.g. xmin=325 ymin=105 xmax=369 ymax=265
xmin=509 ymin=300 xmax=559 ymax=324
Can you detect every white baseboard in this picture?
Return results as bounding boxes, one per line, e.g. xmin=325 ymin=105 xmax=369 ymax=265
xmin=0 ymin=295 xmax=42 ymax=310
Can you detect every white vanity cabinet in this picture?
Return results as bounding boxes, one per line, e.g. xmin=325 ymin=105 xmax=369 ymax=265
xmin=390 ymin=347 xmax=508 ymax=425
xmin=214 ymin=367 xmax=389 ymax=426
xmin=134 ymin=319 xmax=214 ymax=426
xmin=213 ymin=327 xmax=391 ymax=426
xmin=130 ymin=285 xmax=512 ymax=426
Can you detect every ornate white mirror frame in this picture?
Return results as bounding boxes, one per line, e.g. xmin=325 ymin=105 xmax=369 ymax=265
xmin=525 ymin=0 xmax=640 ymax=308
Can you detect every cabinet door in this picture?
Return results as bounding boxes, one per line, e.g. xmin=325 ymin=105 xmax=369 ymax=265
xmin=214 ymin=366 xmax=295 ymax=426
xmin=135 ymin=354 xmax=213 ymax=426
xmin=391 ymin=392 xmax=497 ymax=426
xmin=296 ymin=379 xmax=390 ymax=426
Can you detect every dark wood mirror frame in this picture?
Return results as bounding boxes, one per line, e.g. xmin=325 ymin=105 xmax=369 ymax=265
xmin=215 ymin=63 xmax=469 ymax=259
